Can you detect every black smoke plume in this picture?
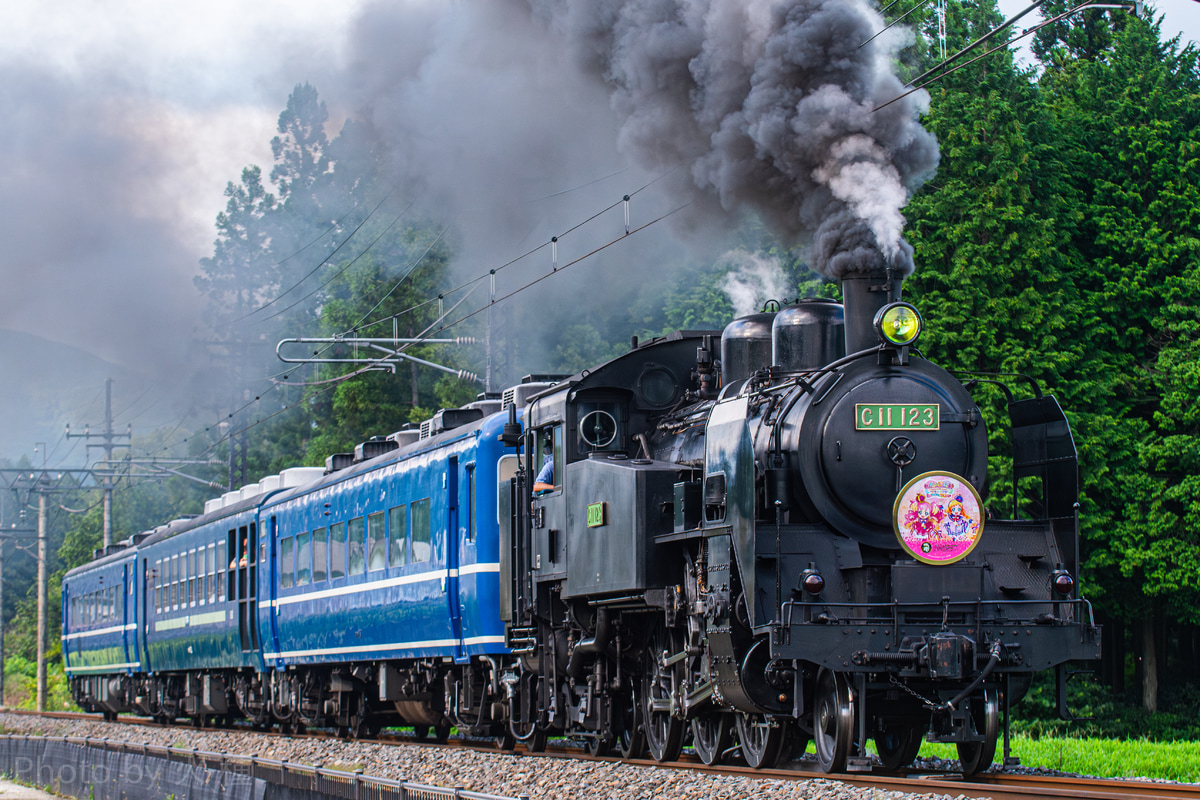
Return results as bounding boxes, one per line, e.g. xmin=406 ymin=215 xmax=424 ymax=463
xmin=529 ymin=0 xmax=939 ymax=278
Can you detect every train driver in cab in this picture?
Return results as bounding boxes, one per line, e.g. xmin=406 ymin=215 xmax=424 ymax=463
xmin=533 ymin=437 xmax=555 ymax=494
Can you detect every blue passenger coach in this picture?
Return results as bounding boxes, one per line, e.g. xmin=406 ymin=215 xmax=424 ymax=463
xmin=62 ymin=548 xmax=139 ymax=718
xmin=65 ymin=396 xmax=522 ymax=739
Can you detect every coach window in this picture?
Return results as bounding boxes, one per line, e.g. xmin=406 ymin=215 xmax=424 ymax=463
xmin=330 ymin=521 xmax=347 ymax=580
xmin=188 ymin=549 xmax=198 ymax=606
xmin=367 ymin=511 xmax=386 ymax=572
xmin=412 ymin=498 xmax=431 ymax=563
xmin=171 ymin=554 xmax=180 ymax=610
xmin=184 ymin=551 xmax=193 ymax=606
xmin=388 ymin=505 xmax=408 ymax=568
xmin=312 ymin=527 xmax=328 ymax=582
xmin=153 ymin=560 xmax=160 ymax=613
xmin=297 ymin=532 xmax=311 ymax=586
xmin=348 ymin=516 xmax=366 ymax=576
xmin=280 ymin=536 xmax=295 ymax=589
xmin=207 ymin=544 xmax=217 ymax=604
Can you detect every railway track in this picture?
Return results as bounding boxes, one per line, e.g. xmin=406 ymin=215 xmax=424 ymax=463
xmin=5 ymin=709 xmax=1195 ymax=800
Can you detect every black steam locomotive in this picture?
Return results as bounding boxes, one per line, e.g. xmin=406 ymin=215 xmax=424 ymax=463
xmin=500 ymin=268 xmax=1099 ymax=773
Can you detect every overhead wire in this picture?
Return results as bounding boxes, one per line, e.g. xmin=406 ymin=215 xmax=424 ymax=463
xmin=348 ymin=225 xmax=452 ymax=331
xmin=173 ymin=172 xmax=681 ymax=465
xmin=874 ymin=1 xmax=1124 ymax=112
xmin=224 ymin=188 xmax=405 ymax=326
xmin=255 ymin=196 xmax=416 ymax=325
xmin=348 ymin=170 xmax=670 ymax=337
xmin=406 ymin=202 xmax=692 ymax=343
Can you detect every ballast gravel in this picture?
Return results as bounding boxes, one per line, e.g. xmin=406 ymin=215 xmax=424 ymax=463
xmin=0 ymin=713 xmax=973 ymax=800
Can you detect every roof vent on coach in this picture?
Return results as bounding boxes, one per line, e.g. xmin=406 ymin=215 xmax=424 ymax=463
xmin=204 ymin=498 xmax=223 ymax=515
xmin=280 ymin=466 xmax=326 ymax=488
xmin=501 ymin=379 xmax=563 ymax=411
xmin=467 ymin=398 xmax=503 ymax=417
xmin=355 ymin=436 xmax=399 ymax=463
xmin=421 ymin=407 xmax=485 ymax=439
xmin=387 ymin=425 xmax=422 ymax=448
xmin=325 ymin=453 xmax=355 ymax=474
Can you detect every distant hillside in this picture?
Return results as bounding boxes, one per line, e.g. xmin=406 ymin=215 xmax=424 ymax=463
xmin=0 ymin=330 xmax=172 ymax=465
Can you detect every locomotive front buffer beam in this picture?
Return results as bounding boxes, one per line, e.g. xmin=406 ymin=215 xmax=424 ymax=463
xmin=772 ymin=597 xmax=1101 ymax=684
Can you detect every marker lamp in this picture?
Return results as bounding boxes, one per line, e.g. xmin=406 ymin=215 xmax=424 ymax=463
xmin=874 ymin=302 xmax=922 ymax=347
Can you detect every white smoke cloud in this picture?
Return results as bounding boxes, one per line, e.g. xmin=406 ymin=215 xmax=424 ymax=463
xmin=718 ymin=250 xmax=788 ymax=317
xmin=813 ymin=135 xmax=909 ymax=264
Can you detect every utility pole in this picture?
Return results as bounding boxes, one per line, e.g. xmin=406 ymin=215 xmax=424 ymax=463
xmin=0 ymin=467 xmax=99 ymax=712
xmin=66 ymin=378 xmax=131 ymax=548
xmin=36 ymin=490 xmax=47 ymax=711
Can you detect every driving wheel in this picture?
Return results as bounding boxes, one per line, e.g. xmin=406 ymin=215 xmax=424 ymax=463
xmin=642 ymin=625 xmax=684 ymax=762
xmin=735 ymin=713 xmax=786 ymax=769
xmin=618 ymin=687 xmax=646 ymax=759
xmin=690 ymin=713 xmax=732 ymax=765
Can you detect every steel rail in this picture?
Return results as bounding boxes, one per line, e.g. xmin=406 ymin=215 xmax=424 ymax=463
xmin=7 ymin=710 xmax=1196 ymax=800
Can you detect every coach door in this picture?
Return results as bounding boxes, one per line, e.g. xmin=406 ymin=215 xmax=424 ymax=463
xmin=124 ymin=561 xmax=138 ymax=670
xmin=230 ymin=523 xmax=260 ymax=654
xmin=266 ymin=515 xmax=283 ymax=668
xmin=140 ymin=560 xmax=152 ymax=672
xmin=446 ymin=456 xmax=465 ymax=661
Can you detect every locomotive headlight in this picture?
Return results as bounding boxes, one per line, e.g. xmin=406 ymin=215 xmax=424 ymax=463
xmin=874 ymin=302 xmax=922 ymax=347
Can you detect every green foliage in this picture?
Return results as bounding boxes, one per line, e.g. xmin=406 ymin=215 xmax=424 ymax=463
xmin=919 ymin=734 xmax=1200 ymax=781
xmin=2 ymin=656 xmax=74 ymax=712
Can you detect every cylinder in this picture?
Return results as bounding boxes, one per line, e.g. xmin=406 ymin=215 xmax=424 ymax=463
xmin=772 ymin=299 xmax=846 ymax=371
xmin=840 ymin=274 xmax=903 ymax=355
xmin=721 ymin=312 xmax=777 ymax=385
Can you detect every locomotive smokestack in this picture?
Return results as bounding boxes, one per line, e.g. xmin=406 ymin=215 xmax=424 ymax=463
xmin=840 ymin=271 xmax=903 ymax=355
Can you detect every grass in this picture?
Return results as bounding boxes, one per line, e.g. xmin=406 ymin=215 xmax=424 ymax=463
xmin=917 ymin=735 xmax=1200 ymax=782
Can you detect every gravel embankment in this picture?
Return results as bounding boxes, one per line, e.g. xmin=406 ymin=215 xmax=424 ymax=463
xmin=0 ymin=713 xmax=972 ymax=800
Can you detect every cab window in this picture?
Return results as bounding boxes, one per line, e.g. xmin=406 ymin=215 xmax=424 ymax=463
xmin=535 ymin=425 xmax=563 ymax=492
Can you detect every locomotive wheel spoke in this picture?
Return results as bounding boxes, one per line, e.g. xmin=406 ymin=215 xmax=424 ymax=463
xmin=690 ymin=713 xmax=732 ymax=766
xmin=956 ymin=689 xmax=999 ymax=776
xmin=618 ymin=687 xmax=646 ymax=760
xmin=735 ymin=713 xmax=785 ymax=769
xmin=642 ymin=626 xmax=684 ymax=763
xmin=813 ymin=670 xmax=853 ymax=774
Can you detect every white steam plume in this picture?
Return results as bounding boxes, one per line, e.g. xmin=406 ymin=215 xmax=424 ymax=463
xmin=718 ymin=250 xmax=788 ymax=317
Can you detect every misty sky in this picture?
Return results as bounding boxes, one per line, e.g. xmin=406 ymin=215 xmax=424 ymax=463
xmin=1 ymin=0 xmax=1196 ymax=373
